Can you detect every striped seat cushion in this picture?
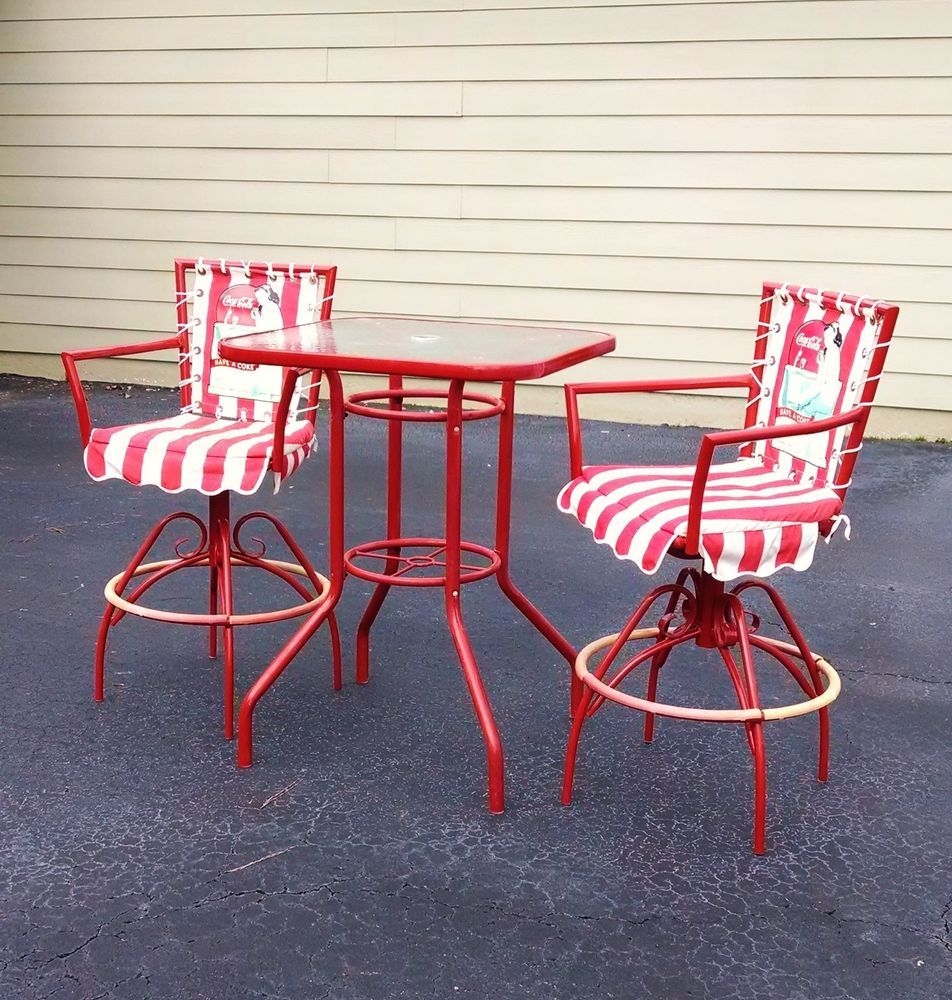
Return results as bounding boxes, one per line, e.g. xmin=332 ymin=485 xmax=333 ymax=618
xmin=557 ymin=458 xmax=843 ymax=582
xmin=84 ymin=412 xmax=315 ymax=496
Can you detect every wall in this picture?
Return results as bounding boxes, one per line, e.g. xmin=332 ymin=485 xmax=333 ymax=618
xmin=1 ymin=0 xmax=950 ymax=436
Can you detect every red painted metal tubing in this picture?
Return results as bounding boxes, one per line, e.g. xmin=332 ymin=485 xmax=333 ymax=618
xmin=344 ymin=388 xmax=505 ymax=422
xmin=345 ymin=537 xmax=501 ymax=587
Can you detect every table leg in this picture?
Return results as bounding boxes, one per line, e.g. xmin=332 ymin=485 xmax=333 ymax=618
xmin=493 ymin=380 xmax=582 ymax=713
xmin=445 ymin=379 xmax=505 ymax=813
xmin=355 ymin=374 xmax=403 ymax=684
xmin=236 ymin=370 xmax=347 ymax=768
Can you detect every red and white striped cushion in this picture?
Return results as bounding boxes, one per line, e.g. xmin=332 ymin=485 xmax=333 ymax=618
xmin=84 ymin=412 xmax=315 ymax=496
xmin=558 ymin=458 xmax=842 ymax=582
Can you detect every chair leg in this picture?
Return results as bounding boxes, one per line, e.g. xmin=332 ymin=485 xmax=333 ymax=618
xmin=93 ymin=602 xmax=114 ymax=702
xmin=750 ymin=721 xmax=768 ymax=855
xmin=726 ymin=592 xmax=769 ymax=854
xmin=735 ymin=579 xmax=829 ymax=783
xmin=561 ymin=684 xmax=596 ymax=805
xmin=328 ymin=610 xmax=343 ymax=692
xmin=208 ymin=560 xmax=219 ymax=659
xmin=93 ymin=511 xmax=206 ymax=703
xmin=218 ymin=522 xmax=235 ymax=741
xmin=643 ymin=568 xmax=694 ymax=743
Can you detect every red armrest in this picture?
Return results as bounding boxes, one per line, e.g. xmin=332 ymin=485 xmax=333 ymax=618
xmin=683 ymin=406 xmax=867 ymax=553
xmin=563 ymin=373 xmax=757 ymax=478
xmin=61 ymin=336 xmax=180 ymax=447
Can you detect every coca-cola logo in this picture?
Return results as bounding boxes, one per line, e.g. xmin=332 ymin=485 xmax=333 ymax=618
xmin=785 ymin=319 xmax=831 ymax=375
xmin=795 ymin=332 xmax=823 ymax=352
xmin=216 ymin=282 xmax=271 ymax=326
xmin=221 ymin=293 xmax=255 ymax=310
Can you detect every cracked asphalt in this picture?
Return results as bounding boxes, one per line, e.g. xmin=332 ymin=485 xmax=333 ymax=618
xmin=1 ymin=374 xmax=950 ymax=1000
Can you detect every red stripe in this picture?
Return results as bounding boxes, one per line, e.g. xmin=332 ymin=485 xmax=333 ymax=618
xmin=762 ymin=296 xmax=810 ymax=469
xmin=195 ymin=270 xmax=234 ymax=417
xmin=119 ymin=417 xmax=204 ymax=484
xmin=776 ymin=524 xmax=805 ymax=568
xmin=736 ymin=529 xmax=765 ymax=576
xmin=702 ymin=530 xmax=725 ymax=569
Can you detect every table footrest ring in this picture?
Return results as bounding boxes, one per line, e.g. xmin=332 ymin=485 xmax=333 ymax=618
xmin=344 ymin=537 xmax=501 ymax=587
xmin=344 ymin=388 xmax=504 ymax=422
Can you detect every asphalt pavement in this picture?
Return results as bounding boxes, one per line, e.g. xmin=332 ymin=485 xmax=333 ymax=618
xmin=1 ymin=374 xmax=949 ymax=1000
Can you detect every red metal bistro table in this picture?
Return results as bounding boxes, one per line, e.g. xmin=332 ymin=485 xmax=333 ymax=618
xmin=220 ymin=316 xmax=615 ymax=811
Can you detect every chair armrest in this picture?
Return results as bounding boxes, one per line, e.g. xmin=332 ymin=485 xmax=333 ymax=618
xmin=683 ymin=406 xmax=867 ymax=554
xmin=563 ymin=373 xmax=757 ymax=478
xmin=61 ymin=336 xmax=181 ymax=447
xmin=271 ymin=367 xmax=322 ymax=477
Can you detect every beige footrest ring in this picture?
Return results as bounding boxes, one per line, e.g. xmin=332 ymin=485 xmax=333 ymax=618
xmin=104 ymin=557 xmax=332 ymax=627
xmin=576 ymin=627 xmax=840 ymax=723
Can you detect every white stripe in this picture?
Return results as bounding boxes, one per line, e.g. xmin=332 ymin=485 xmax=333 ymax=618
xmin=176 ymin=419 xmax=269 ymax=489
xmin=94 ymin=412 xmax=194 ymax=478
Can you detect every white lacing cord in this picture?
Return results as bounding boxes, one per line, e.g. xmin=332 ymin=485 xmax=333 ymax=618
xmin=195 ymin=256 xmax=207 ymax=275
xmin=240 ymin=259 xmax=251 ymax=278
xmin=218 ymin=258 xmax=228 ymax=274
xmin=834 ymin=442 xmax=864 ymax=460
xmin=267 ymin=262 xmax=277 ymax=281
xmin=825 ymin=514 xmax=852 ymax=542
xmin=862 ymin=299 xmax=886 ymax=322
xmin=831 ymin=472 xmax=854 ymax=490
xmin=847 ymin=294 xmax=884 ymax=319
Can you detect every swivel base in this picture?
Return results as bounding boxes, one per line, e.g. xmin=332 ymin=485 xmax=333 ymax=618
xmin=95 ymin=492 xmax=342 ymax=741
xmin=561 ymin=567 xmax=840 ymax=854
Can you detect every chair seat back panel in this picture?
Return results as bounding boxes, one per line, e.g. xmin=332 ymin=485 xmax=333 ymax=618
xmin=751 ymin=288 xmax=884 ymax=488
xmin=187 ymin=264 xmax=322 ymax=424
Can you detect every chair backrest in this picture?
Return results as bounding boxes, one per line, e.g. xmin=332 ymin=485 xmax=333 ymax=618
xmin=173 ymin=257 xmax=337 ymax=424
xmin=744 ymin=282 xmax=899 ymax=496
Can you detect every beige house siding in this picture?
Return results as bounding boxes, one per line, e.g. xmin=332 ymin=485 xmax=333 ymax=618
xmin=1 ymin=0 xmax=950 ymax=436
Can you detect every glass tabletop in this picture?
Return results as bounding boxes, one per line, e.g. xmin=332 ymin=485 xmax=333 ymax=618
xmin=218 ymin=315 xmax=615 ymax=381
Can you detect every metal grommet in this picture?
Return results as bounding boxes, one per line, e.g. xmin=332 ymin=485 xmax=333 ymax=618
xmin=195 ymin=287 xmax=204 ymax=298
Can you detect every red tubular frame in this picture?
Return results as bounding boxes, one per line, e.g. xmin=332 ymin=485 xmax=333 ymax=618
xmin=64 ymin=257 xmax=342 ymax=740
xmin=237 ymin=370 xmax=348 ymax=768
xmin=333 ymin=377 xmax=586 ymax=811
xmin=560 ymin=283 xmax=899 ymax=852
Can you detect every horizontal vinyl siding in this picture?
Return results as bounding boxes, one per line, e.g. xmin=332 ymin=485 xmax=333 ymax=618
xmin=0 ymin=0 xmax=950 ymax=431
